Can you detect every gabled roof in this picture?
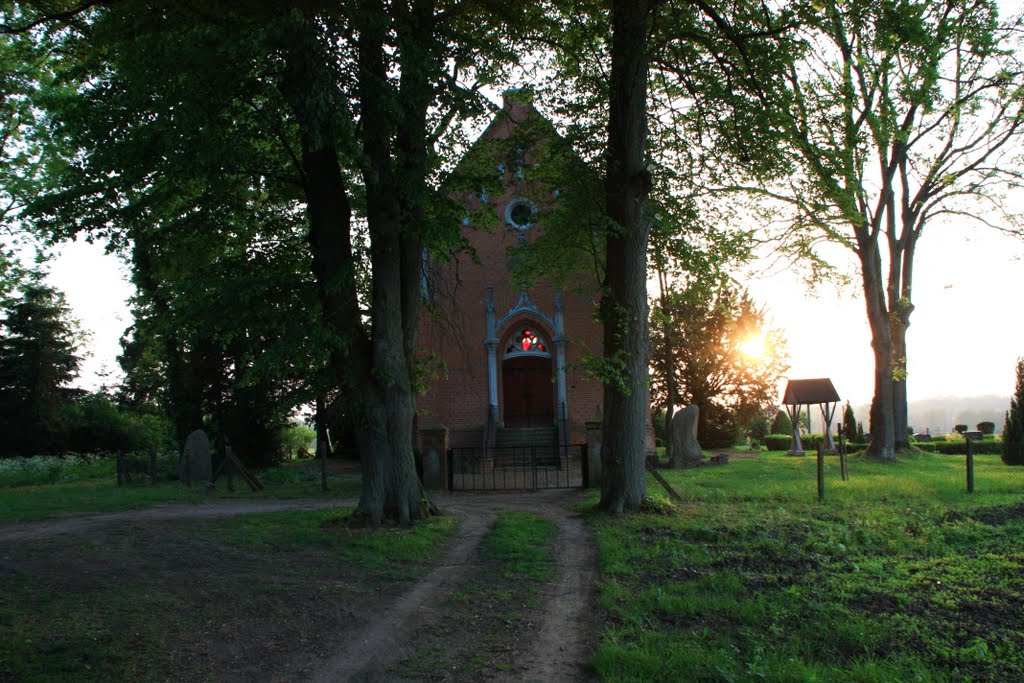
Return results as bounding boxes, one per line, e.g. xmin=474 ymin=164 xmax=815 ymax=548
xmin=782 ymin=378 xmax=840 ymax=406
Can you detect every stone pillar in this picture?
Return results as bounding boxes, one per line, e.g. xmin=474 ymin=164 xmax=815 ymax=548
xmin=419 ymin=425 xmax=449 ymax=491
xmin=585 ymin=421 xmax=602 ymax=488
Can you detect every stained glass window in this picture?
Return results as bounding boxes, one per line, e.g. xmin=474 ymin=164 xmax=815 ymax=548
xmin=505 ymin=328 xmax=548 ymax=355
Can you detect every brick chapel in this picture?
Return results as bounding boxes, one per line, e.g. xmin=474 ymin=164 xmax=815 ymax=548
xmin=416 ymin=91 xmax=605 ymax=453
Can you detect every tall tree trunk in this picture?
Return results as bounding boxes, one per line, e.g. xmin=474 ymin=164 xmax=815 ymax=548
xmin=352 ymin=0 xmax=432 ymax=523
xmin=860 ymin=241 xmax=895 ymax=459
xmin=599 ymin=0 xmax=655 ymax=512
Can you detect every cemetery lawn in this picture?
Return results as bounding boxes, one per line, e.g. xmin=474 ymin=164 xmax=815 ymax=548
xmin=590 ymin=451 xmax=1024 ymax=681
xmin=0 ymin=506 xmax=457 ymax=682
xmin=0 ymin=460 xmax=362 ymax=524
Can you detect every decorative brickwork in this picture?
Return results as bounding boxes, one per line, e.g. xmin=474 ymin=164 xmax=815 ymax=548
xmin=418 ymin=93 xmax=604 ymax=447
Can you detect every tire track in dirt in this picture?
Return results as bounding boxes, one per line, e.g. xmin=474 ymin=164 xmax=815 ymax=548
xmin=507 ymin=509 xmax=599 ymax=682
xmin=308 ymin=505 xmax=497 ymax=682
xmin=311 ymin=489 xmax=599 ymax=682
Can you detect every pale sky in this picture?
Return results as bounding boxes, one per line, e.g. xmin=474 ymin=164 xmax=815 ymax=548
xmin=749 ymin=221 xmax=1024 ymax=407
xmin=45 ymin=214 xmax=1023 ymax=407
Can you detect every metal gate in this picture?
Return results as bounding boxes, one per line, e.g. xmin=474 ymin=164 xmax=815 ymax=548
xmin=447 ymin=444 xmax=588 ymax=491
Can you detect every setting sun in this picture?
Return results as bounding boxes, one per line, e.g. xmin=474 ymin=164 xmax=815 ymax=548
xmin=738 ymin=332 xmax=769 ymax=361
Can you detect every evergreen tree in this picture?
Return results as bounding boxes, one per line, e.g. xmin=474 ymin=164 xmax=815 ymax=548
xmin=770 ymin=409 xmax=792 ymax=436
xmin=0 ymin=278 xmax=81 ymax=456
xmin=1002 ymin=358 xmax=1024 ymax=466
xmin=842 ymin=401 xmax=857 ymax=443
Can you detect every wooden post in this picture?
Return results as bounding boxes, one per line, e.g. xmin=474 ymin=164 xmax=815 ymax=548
xmin=317 ymin=398 xmax=328 ymax=492
xmin=966 ymin=437 xmax=975 ymax=494
xmin=838 ymin=424 xmax=849 ymax=482
xmin=184 ymin=445 xmax=191 ymax=488
xmin=816 ymin=445 xmax=825 ymax=502
xmin=225 ymin=437 xmax=235 ymax=493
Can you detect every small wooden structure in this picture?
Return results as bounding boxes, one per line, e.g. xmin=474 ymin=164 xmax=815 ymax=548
xmin=782 ymin=378 xmax=840 ymax=456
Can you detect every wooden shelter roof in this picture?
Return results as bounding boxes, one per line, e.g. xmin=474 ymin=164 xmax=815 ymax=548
xmin=782 ymin=378 xmax=840 ymax=406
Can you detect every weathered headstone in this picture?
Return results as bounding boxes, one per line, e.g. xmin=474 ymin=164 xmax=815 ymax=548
xmin=670 ymin=405 xmax=703 ymax=468
xmin=180 ymin=429 xmax=212 ymax=485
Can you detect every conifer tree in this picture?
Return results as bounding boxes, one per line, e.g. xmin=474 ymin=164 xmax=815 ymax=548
xmin=843 ymin=401 xmax=857 ymax=443
xmin=0 ymin=278 xmax=81 ymax=456
xmin=1002 ymin=358 xmax=1024 ymax=466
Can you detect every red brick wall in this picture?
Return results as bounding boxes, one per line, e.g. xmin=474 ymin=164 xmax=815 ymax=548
xmin=418 ymin=94 xmax=604 ymax=444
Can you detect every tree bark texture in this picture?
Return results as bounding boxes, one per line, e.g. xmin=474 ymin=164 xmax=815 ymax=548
xmin=859 ymin=239 xmax=895 ymax=459
xmin=598 ymin=0 xmax=655 ymax=512
xmin=353 ymin=0 xmax=433 ymax=524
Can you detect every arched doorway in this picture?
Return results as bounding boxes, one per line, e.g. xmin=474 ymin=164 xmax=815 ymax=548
xmin=502 ymin=326 xmax=555 ymax=427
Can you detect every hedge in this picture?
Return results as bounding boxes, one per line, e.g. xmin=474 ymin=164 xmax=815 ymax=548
xmin=914 ymin=439 xmax=1002 ymax=455
xmin=764 ymin=433 xmax=835 ymax=452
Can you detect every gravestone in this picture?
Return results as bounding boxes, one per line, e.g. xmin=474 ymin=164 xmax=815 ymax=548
xmin=180 ymin=429 xmax=212 ymax=485
xmin=670 ymin=405 xmax=703 ymax=468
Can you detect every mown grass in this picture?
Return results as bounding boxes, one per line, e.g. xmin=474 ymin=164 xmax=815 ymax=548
xmin=0 ymin=454 xmax=362 ymax=523
xmin=592 ymin=450 xmax=1024 ymax=681
xmin=480 ymin=511 xmax=557 ymax=581
xmin=210 ymin=507 xmax=458 ymax=573
xmin=0 ymin=507 xmax=457 ymax=682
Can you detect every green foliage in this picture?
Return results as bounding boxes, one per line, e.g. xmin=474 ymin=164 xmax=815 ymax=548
xmin=770 ymin=409 xmax=792 ymax=435
xmin=763 ymin=433 xmax=793 ymax=451
xmin=0 ymin=454 xmax=112 ymax=488
xmin=0 ymin=277 xmax=82 ymax=457
xmin=1002 ymin=358 xmax=1024 ymax=466
xmin=956 ymin=424 xmax=968 ymax=434
xmin=280 ymin=422 xmax=315 ymax=459
xmin=650 ymin=279 xmax=789 ymax=447
xmin=699 ymin=401 xmax=743 ymax=450
xmin=745 ymin=409 xmax=770 ymax=447
xmin=61 ymin=393 xmax=176 ymax=455
xmin=842 ymin=401 xmax=857 ymax=441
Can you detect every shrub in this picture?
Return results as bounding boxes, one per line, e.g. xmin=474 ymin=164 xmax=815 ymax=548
xmin=699 ymin=403 xmax=742 ymax=449
xmin=281 ymin=423 xmax=316 ymax=459
xmin=977 ymin=421 xmax=996 ymax=435
xmin=770 ymin=410 xmax=792 ymax=436
xmin=764 ymin=434 xmax=792 ymax=451
xmin=0 ymin=453 xmax=115 ymax=488
xmin=955 ymin=424 xmax=968 ymax=434
xmin=745 ymin=410 xmax=771 ymax=448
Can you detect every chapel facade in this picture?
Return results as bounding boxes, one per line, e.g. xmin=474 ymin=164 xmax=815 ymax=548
xmin=416 ymin=92 xmax=605 ymax=452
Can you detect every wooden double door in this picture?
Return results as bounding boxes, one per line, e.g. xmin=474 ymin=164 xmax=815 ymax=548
xmin=502 ymin=356 xmax=554 ymax=427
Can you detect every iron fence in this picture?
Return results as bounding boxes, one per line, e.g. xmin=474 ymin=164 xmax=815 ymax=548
xmin=447 ymin=443 xmax=587 ymax=491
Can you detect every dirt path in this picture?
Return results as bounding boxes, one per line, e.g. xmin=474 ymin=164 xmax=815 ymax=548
xmin=512 ymin=511 xmax=599 ymax=682
xmin=1 ymin=490 xmax=601 ymax=681
xmin=309 ymin=489 xmax=600 ymax=682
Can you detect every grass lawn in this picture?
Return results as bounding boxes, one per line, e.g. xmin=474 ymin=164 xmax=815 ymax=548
xmin=0 ymin=507 xmax=457 ymax=682
xmin=0 ymin=455 xmax=362 ymax=523
xmin=591 ymin=451 xmax=1024 ymax=681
